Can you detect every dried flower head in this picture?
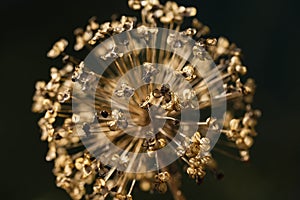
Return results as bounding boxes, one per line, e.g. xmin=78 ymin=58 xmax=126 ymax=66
xmin=32 ymin=1 xmax=260 ymax=200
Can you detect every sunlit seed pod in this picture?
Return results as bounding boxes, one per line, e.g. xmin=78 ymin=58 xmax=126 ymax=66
xmin=72 ymin=114 xmax=80 ymax=123
xmin=128 ymin=0 xmax=142 ymax=10
xmin=235 ymin=138 xmax=248 ymax=149
xmin=197 ymin=169 xmax=206 ymax=179
xmin=140 ymin=180 xmax=151 ymax=191
xmin=176 ymin=146 xmax=186 ymax=157
xmin=243 ymin=136 xmax=254 ymax=148
xmin=200 ymin=144 xmax=211 ymax=152
xmin=206 ymin=38 xmax=217 ymax=46
xmin=88 ymin=17 xmax=99 ymax=30
xmin=239 ymin=128 xmax=250 ymax=138
xmin=57 ymin=90 xmax=71 ymax=103
xmin=187 ymin=167 xmax=196 ymax=176
xmin=47 ymin=39 xmax=68 ymax=58
xmin=156 ymin=182 xmax=168 ymax=193
xmin=191 ymin=132 xmax=201 ymax=143
xmin=235 ymin=65 xmax=247 ymax=75
xmin=182 ymin=28 xmax=197 ymax=36
xmin=216 ymin=37 xmax=230 ymax=55
xmin=156 ymin=171 xmax=170 ymax=182
xmin=186 ymin=7 xmax=197 ymax=16
xmin=193 ymin=42 xmax=209 ymax=60
xmin=182 ymin=64 xmax=196 ymax=81
xmin=200 ymin=137 xmax=210 ymax=145
xmin=75 ymin=157 xmax=84 ymax=170
xmin=230 ymin=119 xmax=240 ymax=131
xmin=42 ymin=99 xmax=52 ymax=110
xmin=158 ymin=138 xmax=167 ymax=148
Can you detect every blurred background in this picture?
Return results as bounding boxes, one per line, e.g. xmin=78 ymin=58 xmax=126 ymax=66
xmin=0 ymin=0 xmax=298 ymax=199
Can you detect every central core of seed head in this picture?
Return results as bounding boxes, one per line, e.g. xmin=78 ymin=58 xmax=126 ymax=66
xmin=128 ymin=84 xmax=169 ymax=128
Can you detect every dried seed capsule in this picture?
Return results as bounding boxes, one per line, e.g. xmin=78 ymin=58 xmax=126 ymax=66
xmin=156 ymin=182 xmax=168 ymax=193
xmin=128 ymin=0 xmax=142 ymax=10
xmin=230 ymin=119 xmax=240 ymax=131
xmin=47 ymin=39 xmax=68 ymax=58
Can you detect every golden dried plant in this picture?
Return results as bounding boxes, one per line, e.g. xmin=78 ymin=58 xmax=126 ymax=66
xmin=32 ymin=1 xmax=261 ymax=200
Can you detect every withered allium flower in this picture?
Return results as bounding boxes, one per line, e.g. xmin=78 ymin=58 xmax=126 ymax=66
xmin=32 ymin=0 xmax=261 ymax=200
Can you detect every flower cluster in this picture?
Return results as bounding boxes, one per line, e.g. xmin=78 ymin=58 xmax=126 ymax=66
xmin=33 ymin=0 xmax=260 ymax=200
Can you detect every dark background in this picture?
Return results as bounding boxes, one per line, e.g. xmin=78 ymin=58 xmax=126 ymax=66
xmin=0 ymin=0 xmax=298 ymax=199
